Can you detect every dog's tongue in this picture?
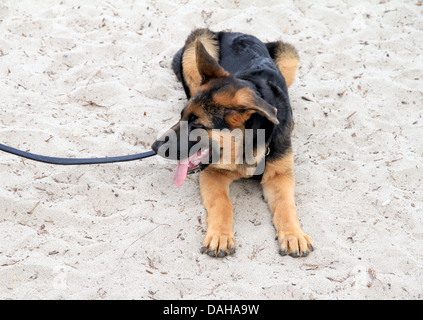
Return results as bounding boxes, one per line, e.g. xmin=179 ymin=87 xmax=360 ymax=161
xmin=173 ymin=148 xmax=209 ymax=187
xmin=174 ymin=160 xmax=189 ymax=187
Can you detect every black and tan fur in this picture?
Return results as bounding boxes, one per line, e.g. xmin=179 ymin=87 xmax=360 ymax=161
xmin=152 ymin=29 xmax=313 ymax=258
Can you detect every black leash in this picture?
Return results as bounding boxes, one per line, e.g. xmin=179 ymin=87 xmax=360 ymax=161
xmin=0 ymin=142 xmax=156 ymax=165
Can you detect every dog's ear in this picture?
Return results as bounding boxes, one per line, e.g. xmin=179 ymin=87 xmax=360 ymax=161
xmin=250 ymin=95 xmax=279 ymax=125
xmin=222 ymin=88 xmax=279 ymax=127
xmin=195 ymin=40 xmax=228 ymax=84
xmin=224 ymin=96 xmax=279 ymax=127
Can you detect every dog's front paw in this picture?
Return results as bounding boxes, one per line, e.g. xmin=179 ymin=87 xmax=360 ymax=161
xmin=276 ymin=229 xmax=314 ymax=258
xmin=201 ymin=232 xmax=235 ymax=258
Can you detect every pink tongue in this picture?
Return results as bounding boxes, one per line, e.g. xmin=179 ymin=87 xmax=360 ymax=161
xmin=174 ymin=161 xmax=189 ymax=187
xmin=173 ymin=148 xmax=209 ymax=187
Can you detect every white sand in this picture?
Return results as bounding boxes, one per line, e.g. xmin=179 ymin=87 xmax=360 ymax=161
xmin=1 ymin=0 xmax=422 ymax=300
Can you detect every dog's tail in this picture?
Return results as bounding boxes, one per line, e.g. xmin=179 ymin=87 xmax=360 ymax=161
xmin=266 ymin=41 xmax=299 ymax=88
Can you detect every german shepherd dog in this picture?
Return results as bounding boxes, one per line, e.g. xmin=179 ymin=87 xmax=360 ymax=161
xmin=152 ymin=29 xmax=313 ymax=258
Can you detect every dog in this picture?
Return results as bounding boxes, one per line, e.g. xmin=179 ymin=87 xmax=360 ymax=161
xmin=152 ymin=29 xmax=313 ymax=258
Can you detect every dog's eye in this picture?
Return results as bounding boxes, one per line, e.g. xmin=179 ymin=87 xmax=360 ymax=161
xmin=191 ymin=121 xmax=205 ymax=129
xmin=187 ymin=114 xmax=207 ymax=129
xmin=188 ymin=114 xmax=198 ymax=123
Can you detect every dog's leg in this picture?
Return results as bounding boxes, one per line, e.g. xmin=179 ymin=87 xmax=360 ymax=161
xmin=261 ymin=150 xmax=313 ymax=257
xmin=199 ymin=168 xmax=236 ymax=257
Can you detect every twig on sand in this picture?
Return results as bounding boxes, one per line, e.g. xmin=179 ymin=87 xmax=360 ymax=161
xmin=120 ymin=223 xmax=170 ymax=259
xmin=346 ymin=111 xmax=357 ymax=120
xmin=82 ymin=100 xmax=108 ymax=108
xmin=27 ymin=201 xmax=40 ymax=215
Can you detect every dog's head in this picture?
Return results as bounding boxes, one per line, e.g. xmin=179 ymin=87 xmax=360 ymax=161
xmin=152 ymin=41 xmax=279 ymax=186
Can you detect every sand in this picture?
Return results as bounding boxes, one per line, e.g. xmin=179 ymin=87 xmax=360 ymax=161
xmin=0 ymin=0 xmax=422 ymax=300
